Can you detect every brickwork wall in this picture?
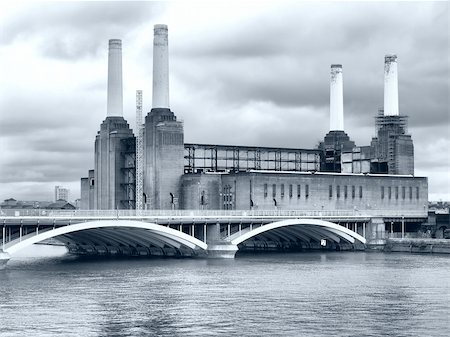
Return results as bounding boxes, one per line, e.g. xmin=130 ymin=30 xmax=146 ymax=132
xmin=155 ymin=123 xmax=184 ymax=209
xmin=181 ymin=171 xmax=428 ymax=212
xmin=94 ymin=117 xmax=134 ymax=209
xmin=143 ymin=108 xmax=184 ymax=210
xmin=88 ymin=169 xmax=94 ymax=210
xmin=80 ymin=178 xmax=89 ymax=210
xmin=394 ymin=135 xmax=414 ymax=175
xmin=180 ymin=174 xmax=221 ymax=209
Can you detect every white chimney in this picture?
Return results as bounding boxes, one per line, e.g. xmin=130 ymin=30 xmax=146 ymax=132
xmin=384 ymin=55 xmax=399 ymax=116
xmin=152 ymin=24 xmax=170 ymax=109
xmin=330 ymin=64 xmax=344 ymax=131
xmin=107 ymin=39 xmax=123 ymax=117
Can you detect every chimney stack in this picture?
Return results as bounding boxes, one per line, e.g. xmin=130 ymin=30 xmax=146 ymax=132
xmin=384 ymin=54 xmax=399 ymax=116
xmin=330 ymin=64 xmax=344 ymax=131
xmin=107 ymin=39 xmax=123 ymax=117
xmin=152 ymin=24 xmax=170 ymax=109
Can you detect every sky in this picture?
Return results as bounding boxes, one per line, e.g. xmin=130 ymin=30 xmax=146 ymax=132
xmin=0 ymin=0 xmax=448 ymax=202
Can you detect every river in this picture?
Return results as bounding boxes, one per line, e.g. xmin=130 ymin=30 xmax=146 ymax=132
xmin=0 ymin=246 xmax=449 ymax=336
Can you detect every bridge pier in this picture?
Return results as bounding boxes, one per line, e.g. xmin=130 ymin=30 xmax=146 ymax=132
xmin=205 ymin=222 xmax=238 ymax=258
xmin=207 ymin=244 xmax=239 ymax=258
xmin=366 ymin=218 xmax=386 ymax=250
xmin=0 ymin=250 xmax=10 ymax=269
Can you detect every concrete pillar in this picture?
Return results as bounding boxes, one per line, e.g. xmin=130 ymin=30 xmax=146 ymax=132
xmin=330 ymin=64 xmax=344 ymax=131
xmin=152 ymin=24 xmax=170 ymax=109
xmin=366 ymin=217 xmax=386 ymax=250
xmin=384 ymin=55 xmax=399 ymax=116
xmin=206 ymin=223 xmax=238 ymax=258
xmin=203 ymin=224 xmax=207 ymax=243
xmin=206 ymin=223 xmax=221 ymax=243
xmin=107 ymin=39 xmax=123 ymax=117
xmin=207 ymin=244 xmax=238 ymax=258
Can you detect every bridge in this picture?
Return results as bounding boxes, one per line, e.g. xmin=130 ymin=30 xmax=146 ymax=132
xmin=0 ymin=209 xmax=427 ymax=266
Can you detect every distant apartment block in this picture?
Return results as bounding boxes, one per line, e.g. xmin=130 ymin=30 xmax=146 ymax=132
xmin=55 ymin=186 xmax=69 ymax=202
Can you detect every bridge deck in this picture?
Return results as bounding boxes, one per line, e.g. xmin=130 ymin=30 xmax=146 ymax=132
xmin=0 ymin=209 xmax=427 ymax=225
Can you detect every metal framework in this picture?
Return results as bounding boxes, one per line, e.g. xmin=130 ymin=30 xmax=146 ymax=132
xmin=135 ymin=90 xmax=144 ymax=210
xmin=184 ymin=143 xmax=320 ymax=173
xmin=372 ymin=110 xmax=412 ymax=174
xmin=120 ymin=138 xmax=136 ymax=209
xmin=374 ymin=110 xmax=408 ymax=134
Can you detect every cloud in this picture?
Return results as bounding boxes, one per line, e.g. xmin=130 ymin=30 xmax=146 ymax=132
xmin=0 ymin=1 xmax=448 ymax=202
xmin=170 ymin=1 xmax=448 ymax=131
xmin=0 ymin=2 xmax=165 ymax=59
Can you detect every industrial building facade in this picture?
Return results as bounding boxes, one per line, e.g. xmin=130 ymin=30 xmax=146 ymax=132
xmin=80 ymin=25 xmax=425 ymax=213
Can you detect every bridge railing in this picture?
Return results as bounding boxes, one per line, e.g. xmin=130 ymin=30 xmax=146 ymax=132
xmin=0 ymin=208 xmax=428 ymax=218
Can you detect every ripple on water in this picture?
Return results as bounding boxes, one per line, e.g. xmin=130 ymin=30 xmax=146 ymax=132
xmin=0 ymin=252 xmax=449 ymax=337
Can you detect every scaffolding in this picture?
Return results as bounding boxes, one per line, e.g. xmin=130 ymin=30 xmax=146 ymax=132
xmin=135 ymin=90 xmax=144 ymax=210
xmin=120 ymin=137 xmax=136 ymax=209
xmin=372 ymin=110 xmax=413 ymax=174
xmin=184 ymin=143 xmax=320 ymax=173
xmin=374 ymin=109 xmax=408 ymax=134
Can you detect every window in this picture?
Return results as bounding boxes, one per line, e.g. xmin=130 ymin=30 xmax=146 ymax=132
xmin=264 ymin=184 xmax=268 ymax=198
xmin=402 ymin=186 xmax=406 ymax=200
xmin=409 ymin=186 xmax=412 ymax=200
xmin=297 ymin=184 xmax=301 ymax=198
xmin=388 ymin=186 xmax=392 ymax=199
xmin=200 ymin=191 xmax=205 ymax=206
xmin=305 ymin=184 xmax=309 ymax=198
xmin=337 ymin=185 xmax=340 ymax=199
xmin=381 ymin=186 xmax=385 ymax=199
xmin=272 ymin=184 xmax=276 ymax=198
xmin=281 ymin=184 xmax=285 ymax=198
xmin=344 ymin=186 xmax=348 ymax=199
xmin=352 ymin=186 xmax=355 ymax=199
xmin=416 ymin=186 xmax=419 ymax=199
xmin=329 ymin=185 xmax=333 ymax=198
xmin=359 ymin=186 xmax=363 ymax=199
xmin=395 ymin=186 xmax=399 ymax=199
xmin=223 ymin=185 xmax=233 ymax=210
xmin=289 ymin=184 xmax=293 ymax=198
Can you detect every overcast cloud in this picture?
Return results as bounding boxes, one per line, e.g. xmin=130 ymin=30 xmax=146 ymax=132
xmin=0 ymin=1 xmax=448 ymax=202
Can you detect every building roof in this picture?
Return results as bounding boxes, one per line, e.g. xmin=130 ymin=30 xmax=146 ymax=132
xmin=47 ymin=200 xmax=76 ymax=210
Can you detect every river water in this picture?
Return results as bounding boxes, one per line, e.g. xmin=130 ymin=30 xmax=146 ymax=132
xmin=0 ymin=247 xmax=449 ymax=337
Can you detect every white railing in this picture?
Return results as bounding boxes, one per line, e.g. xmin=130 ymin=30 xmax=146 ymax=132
xmin=0 ymin=208 xmax=428 ymax=219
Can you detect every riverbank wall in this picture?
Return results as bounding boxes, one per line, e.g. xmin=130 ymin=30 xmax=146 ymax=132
xmin=384 ymin=238 xmax=450 ymax=254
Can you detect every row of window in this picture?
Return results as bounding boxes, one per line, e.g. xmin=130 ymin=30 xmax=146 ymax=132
xmin=262 ymin=183 xmax=421 ymax=201
xmin=329 ymin=185 xmax=363 ymax=199
xmin=264 ymin=184 xmax=310 ymax=199
xmin=381 ymin=186 xmax=419 ymax=200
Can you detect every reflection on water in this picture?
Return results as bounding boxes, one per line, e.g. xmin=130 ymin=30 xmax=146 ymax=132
xmin=0 ymin=248 xmax=449 ymax=337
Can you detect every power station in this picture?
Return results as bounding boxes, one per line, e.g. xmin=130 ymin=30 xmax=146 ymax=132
xmin=80 ymin=25 xmax=426 ymax=215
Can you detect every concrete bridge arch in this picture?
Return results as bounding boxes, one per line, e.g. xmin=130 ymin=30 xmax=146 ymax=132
xmin=217 ymin=219 xmax=366 ymax=256
xmin=3 ymin=220 xmax=208 ymax=258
